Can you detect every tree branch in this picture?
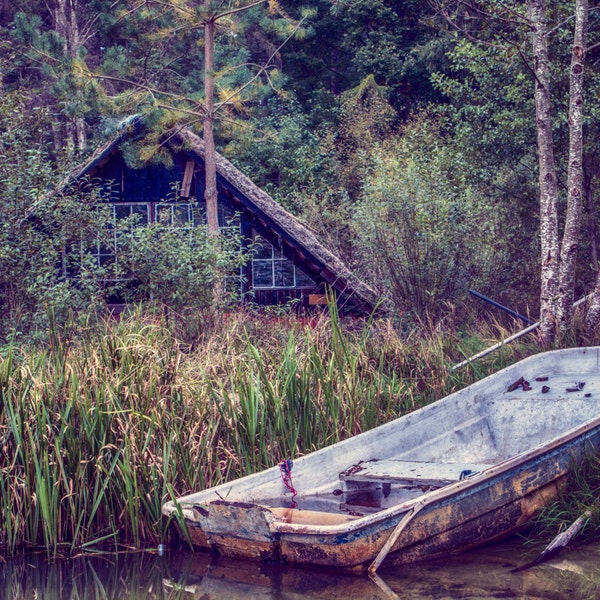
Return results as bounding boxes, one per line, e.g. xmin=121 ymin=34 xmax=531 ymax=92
xmin=215 ymin=14 xmax=307 ymax=112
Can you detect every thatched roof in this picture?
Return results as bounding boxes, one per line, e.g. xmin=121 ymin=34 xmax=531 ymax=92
xmin=68 ymin=120 xmax=379 ymax=313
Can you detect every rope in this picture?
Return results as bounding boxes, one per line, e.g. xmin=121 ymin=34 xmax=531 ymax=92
xmin=279 ymin=460 xmax=298 ymax=507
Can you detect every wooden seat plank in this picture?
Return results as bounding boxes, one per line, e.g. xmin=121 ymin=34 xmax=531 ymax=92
xmin=340 ymin=460 xmax=491 ymax=487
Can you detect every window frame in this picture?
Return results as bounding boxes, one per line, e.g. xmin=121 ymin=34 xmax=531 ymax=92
xmin=251 ymin=238 xmax=316 ymax=290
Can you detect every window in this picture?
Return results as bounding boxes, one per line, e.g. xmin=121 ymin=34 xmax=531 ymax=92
xmin=252 ymin=238 xmax=315 ymax=289
xmin=155 ymin=203 xmax=195 ymax=227
xmin=91 ymin=203 xmax=150 ymax=270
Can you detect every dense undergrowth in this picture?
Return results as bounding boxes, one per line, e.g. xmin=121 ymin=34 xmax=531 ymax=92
xmin=0 ymin=305 xmax=560 ymax=557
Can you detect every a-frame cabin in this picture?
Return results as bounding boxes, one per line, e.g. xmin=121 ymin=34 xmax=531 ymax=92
xmin=67 ymin=119 xmax=378 ymax=314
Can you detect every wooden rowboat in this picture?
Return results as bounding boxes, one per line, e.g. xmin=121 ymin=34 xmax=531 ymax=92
xmin=162 ymin=347 xmax=600 ymax=572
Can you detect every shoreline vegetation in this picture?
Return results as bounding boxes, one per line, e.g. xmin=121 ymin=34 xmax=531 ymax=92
xmin=0 ymin=305 xmax=597 ymax=558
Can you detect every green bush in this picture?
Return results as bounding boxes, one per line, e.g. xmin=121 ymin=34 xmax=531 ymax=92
xmin=0 ymin=92 xmax=114 ymax=340
xmin=354 ymin=114 xmax=511 ymax=319
xmin=115 ymin=213 xmax=247 ymax=324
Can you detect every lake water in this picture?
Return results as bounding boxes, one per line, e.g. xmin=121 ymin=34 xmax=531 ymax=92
xmin=2 ymin=538 xmax=600 ymax=599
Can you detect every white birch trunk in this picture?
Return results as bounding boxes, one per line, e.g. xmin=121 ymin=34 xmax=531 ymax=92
xmin=557 ymin=0 xmax=588 ymax=336
xmin=528 ymin=0 xmax=560 ymax=345
xmin=204 ymin=17 xmax=219 ymax=236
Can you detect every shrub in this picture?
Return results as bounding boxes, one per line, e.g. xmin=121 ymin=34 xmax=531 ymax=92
xmin=354 ymin=114 xmax=511 ymax=319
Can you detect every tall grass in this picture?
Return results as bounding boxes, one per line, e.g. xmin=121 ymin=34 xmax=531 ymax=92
xmin=528 ymin=449 xmax=600 ymax=544
xmin=0 ymin=306 xmax=536 ymax=557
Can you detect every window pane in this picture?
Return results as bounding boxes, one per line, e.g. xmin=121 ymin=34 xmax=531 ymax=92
xmin=115 ymin=203 xmax=150 ymax=225
xmin=274 ymin=259 xmax=294 ymax=287
xmin=131 ymin=204 xmax=149 ymax=224
xmin=253 ymin=240 xmax=273 ymax=260
xmin=156 ymin=205 xmax=171 ymax=224
xmin=219 ymin=203 xmax=237 ymax=227
xmin=114 ymin=205 xmax=131 ymax=220
xmin=99 ymin=254 xmax=116 ymax=268
xmin=253 ymin=261 xmax=273 ymax=287
xmin=173 ymin=205 xmax=191 ymax=227
xmin=155 ymin=204 xmax=194 ymax=227
xmin=294 ymin=266 xmax=316 ymax=288
xmin=98 ymin=242 xmax=114 ymax=255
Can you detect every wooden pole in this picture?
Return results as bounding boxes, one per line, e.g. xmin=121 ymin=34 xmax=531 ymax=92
xmin=511 ymin=509 xmax=591 ymax=572
xmin=453 ymin=295 xmax=590 ymax=370
xmin=535 ymin=509 xmax=591 ymax=564
xmin=368 ymin=501 xmax=425 ymax=573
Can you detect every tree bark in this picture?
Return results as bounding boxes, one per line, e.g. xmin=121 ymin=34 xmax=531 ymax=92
xmin=53 ymin=0 xmax=81 ymax=56
xmin=585 ymin=173 xmax=600 ymax=333
xmin=528 ymin=0 xmax=560 ymax=345
xmin=584 ymin=169 xmax=597 ymax=272
xmin=203 ymin=16 xmax=219 ymax=236
xmin=557 ymin=0 xmax=588 ymax=336
xmin=52 ymin=0 xmax=87 ymax=151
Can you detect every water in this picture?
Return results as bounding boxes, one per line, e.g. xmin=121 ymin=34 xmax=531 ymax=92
xmin=2 ymin=539 xmax=600 ymax=599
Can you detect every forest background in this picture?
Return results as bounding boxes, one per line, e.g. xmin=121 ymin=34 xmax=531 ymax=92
xmin=1 ymin=0 xmax=600 ymax=341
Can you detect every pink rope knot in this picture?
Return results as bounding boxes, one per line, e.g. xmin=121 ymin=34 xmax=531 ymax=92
xmin=279 ymin=459 xmax=297 ymax=505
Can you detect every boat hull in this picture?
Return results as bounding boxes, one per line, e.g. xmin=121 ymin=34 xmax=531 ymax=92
xmin=164 ymin=347 xmax=600 ymax=570
xmin=181 ymin=431 xmax=593 ymax=570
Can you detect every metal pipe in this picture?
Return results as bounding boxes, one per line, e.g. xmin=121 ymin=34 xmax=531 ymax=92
xmin=453 ymin=295 xmax=591 ymax=370
xmin=469 ymin=290 xmax=535 ymax=325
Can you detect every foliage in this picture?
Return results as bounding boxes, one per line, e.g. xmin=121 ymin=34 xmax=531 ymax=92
xmin=335 ymin=74 xmax=398 ymax=201
xmin=529 ymin=449 xmax=600 ymax=545
xmin=6 ymin=3 xmax=112 ymax=153
xmin=281 ymin=0 xmax=447 ymax=114
xmin=114 ymin=211 xmax=247 ymax=321
xmin=224 ymin=97 xmax=333 ymax=208
xmin=0 ymin=91 xmax=114 ymax=339
xmin=353 ymin=113 xmax=512 ymax=318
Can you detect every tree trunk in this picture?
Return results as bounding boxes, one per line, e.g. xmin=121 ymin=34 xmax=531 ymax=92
xmin=557 ymin=0 xmax=588 ymax=336
xmin=584 ymin=168 xmax=597 ymax=272
xmin=52 ymin=0 xmax=87 ymax=152
xmin=585 ymin=171 xmax=600 ymax=333
xmin=204 ymin=16 xmax=219 ymax=236
xmin=528 ymin=0 xmax=560 ymax=345
xmin=75 ymin=116 xmax=87 ymax=151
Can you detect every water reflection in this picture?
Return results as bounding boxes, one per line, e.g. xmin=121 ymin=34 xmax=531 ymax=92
xmin=2 ymin=540 xmax=600 ymax=599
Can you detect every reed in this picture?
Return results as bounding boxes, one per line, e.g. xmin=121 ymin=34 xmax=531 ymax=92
xmin=0 ymin=307 xmax=535 ymax=557
xmin=527 ymin=450 xmax=600 ymax=546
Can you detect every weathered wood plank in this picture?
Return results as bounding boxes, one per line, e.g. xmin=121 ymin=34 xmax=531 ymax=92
xmin=340 ymin=460 xmax=491 ymax=487
xmin=180 ymin=160 xmax=195 ymax=197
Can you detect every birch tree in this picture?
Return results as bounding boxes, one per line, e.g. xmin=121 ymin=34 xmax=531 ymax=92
xmin=556 ymin=0 xmax=588 ymax=335
xmin=431 ymin=0 xmax=592 ymax=344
